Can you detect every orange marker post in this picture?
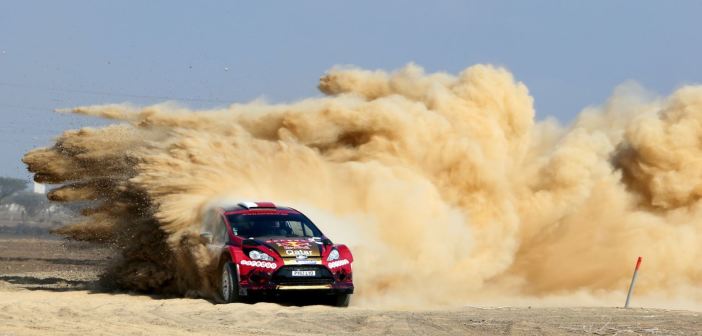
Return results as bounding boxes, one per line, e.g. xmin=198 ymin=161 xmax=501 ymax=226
xmin=624 ymin=256 xmax=642 ymax=308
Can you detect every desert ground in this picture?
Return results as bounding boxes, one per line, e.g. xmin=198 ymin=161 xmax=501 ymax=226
xmin=0 ymin=235 xmax=700 ymax=336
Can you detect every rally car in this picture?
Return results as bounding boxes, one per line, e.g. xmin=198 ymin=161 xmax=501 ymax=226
xmin=200 ymin=201 xmax=354 ymax=307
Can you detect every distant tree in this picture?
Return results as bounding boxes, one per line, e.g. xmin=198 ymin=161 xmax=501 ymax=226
xmin=0 ymin=177 xmax=27 ymax=202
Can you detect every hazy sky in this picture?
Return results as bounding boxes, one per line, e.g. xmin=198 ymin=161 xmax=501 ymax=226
xmin=1 ymin=1 xmax=701 ymax=178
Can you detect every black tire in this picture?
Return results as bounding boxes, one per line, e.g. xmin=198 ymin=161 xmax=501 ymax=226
xmin=220 ymin=262 xmax=240 ymax=303
xmin=333 ymin=294 xmax=350 ymax=307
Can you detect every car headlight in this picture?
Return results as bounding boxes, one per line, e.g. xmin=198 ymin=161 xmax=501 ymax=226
xmin=327 ymin=248 xmax=340 ymax=261
xmin=249 ymin=250 xmax=274 ymax=261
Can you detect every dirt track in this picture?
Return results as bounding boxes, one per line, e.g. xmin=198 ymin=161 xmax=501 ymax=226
xmin=1 ymin=236 xmax=701 ymax=336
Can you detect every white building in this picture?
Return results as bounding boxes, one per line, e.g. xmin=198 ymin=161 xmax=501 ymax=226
xmin=33 ymin=182 xmax=46 ymax=194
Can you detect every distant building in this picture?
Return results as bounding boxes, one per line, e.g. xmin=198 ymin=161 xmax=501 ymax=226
xmin=33 ymin=182 xmax=46 ymax=194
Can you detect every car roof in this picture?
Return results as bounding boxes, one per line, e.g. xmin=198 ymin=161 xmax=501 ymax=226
xmin=218 ymin=201 xmax=300 ymax=215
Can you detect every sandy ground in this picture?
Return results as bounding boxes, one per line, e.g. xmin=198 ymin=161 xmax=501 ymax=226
xmin=1 ymin=236 xmax=701 ymax=336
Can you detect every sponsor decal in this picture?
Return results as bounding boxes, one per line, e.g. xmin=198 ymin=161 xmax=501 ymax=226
xmin=240 ymin=260 xmax=277 ymax=269
xmin=295 ymin=260 xmax=318 ymax=265
xmin=267 ymin=239 xmax=321 ymax=258
xmin=273 ymin=240 xmax=312 ymax=250
xmin=327 ymin=259 xmax=350 ymax=269
xmin=285 ymin=249 xmax=312 ymax=256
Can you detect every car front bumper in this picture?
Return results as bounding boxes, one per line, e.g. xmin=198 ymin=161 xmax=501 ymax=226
xmin=240 ymin=282 xmax=354 ymax=296
xmin=237 ymin=263 xmax=354 ymax=296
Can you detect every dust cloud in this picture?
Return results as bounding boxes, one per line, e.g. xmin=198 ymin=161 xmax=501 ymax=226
xmin=22 ymin=64 xmax=702 ymax=307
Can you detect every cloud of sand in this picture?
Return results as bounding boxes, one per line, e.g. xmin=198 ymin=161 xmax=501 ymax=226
xmin=22 ymin=64 xmax=702 ymax=307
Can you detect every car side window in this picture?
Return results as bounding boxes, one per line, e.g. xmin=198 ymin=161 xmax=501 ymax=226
xmin=213 ymin=215 xmax=227 ymax=244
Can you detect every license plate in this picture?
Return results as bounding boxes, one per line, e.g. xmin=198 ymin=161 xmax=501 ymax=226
xmin=291 ymin=270 xmax=316 ymax=277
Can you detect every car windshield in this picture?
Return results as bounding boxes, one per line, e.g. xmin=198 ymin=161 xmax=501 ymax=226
xmin=226 ymin=213 xmax=323 ymax=238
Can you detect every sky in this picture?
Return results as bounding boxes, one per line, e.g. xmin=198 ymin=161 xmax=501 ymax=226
xmin=1 ymin=1 xmax=701 ymax=178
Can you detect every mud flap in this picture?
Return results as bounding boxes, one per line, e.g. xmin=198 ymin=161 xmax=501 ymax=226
xmin=236 ymin=264 xmax=248 ymax=296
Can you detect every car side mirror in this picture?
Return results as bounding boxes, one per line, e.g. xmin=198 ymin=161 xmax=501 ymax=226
xmin=200 ymin=232 xmax=213 ymax=244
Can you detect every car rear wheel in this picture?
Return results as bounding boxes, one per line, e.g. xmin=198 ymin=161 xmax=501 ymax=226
xmin=333 ymin=293 xmax=350 ymax=307
xmin=220 ymin=262 xmax=240 ymax=303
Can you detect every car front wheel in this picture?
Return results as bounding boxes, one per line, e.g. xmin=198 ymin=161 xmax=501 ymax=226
xmin=220 ymin=262 xmax=240 ymax=303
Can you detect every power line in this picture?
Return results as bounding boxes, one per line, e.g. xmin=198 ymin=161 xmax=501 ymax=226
xmin=0 ymin=81 xmax=233 ymax=104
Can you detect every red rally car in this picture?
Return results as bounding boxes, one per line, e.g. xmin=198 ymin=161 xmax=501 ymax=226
xmin=200 ymin=201 xmax=354 ymax=307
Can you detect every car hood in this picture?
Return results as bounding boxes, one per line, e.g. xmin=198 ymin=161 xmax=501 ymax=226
xmin=263 ymin=238 xmax=323 ymax=258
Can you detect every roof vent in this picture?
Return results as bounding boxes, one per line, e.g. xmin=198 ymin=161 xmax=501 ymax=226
xmin=238 ymin=201 xmax=276 ymax=209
